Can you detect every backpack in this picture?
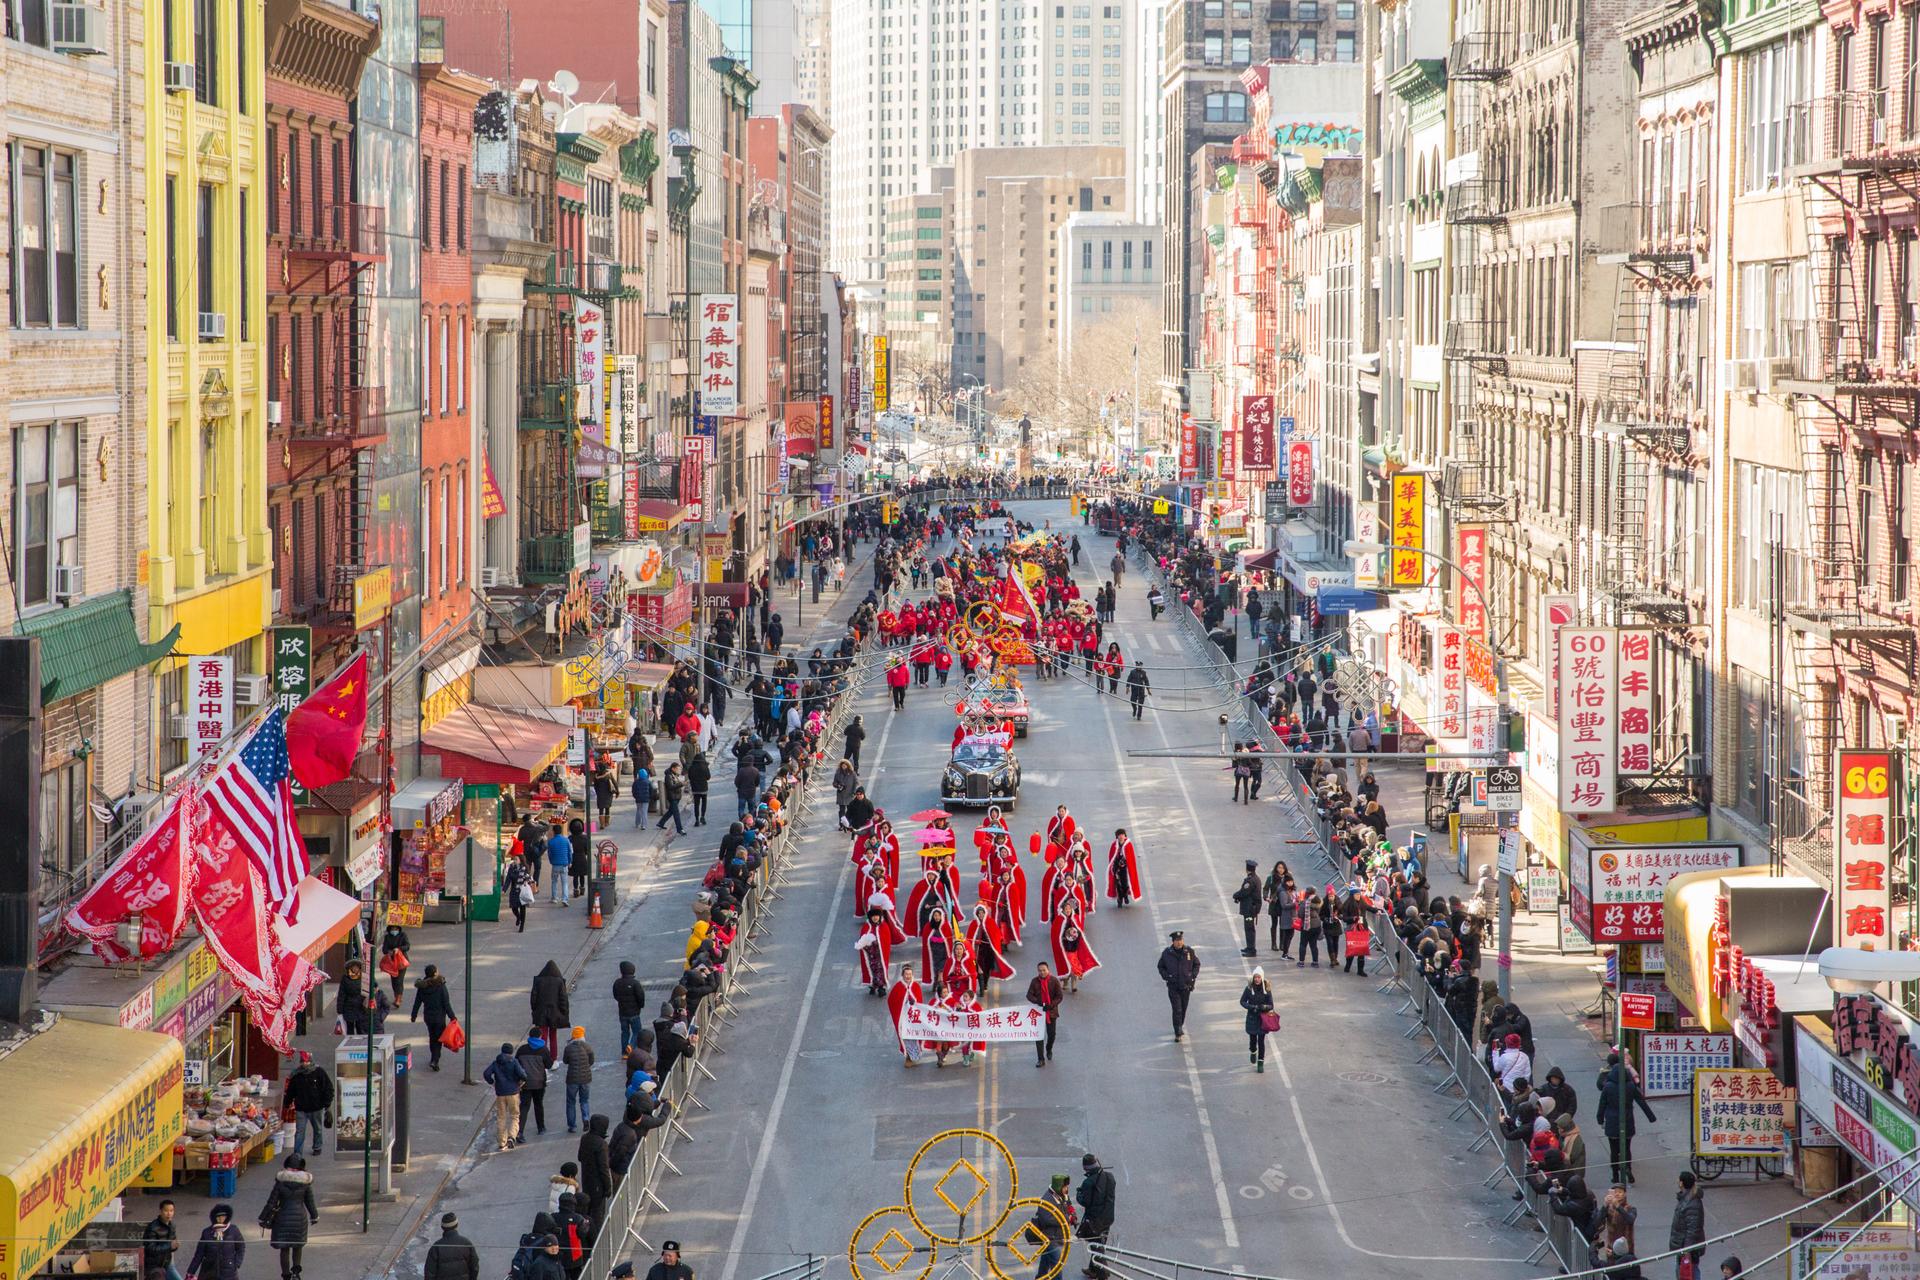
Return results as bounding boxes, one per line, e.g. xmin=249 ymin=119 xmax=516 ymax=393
xmin=510 ymin=1236 xmax=539 ymax=1280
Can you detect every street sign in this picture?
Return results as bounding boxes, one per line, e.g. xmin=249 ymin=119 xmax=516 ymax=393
xmin=1486 ymin=765 xmax=1521 ymax=812
xmin=1620 ymin=991 xmax=1658 ymax=1031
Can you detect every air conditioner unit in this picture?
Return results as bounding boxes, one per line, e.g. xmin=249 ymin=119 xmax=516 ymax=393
xmin=50 ymin=2 xmax=105 ymax=54
xmin=1887 ymin=713 xmax=1909 ymax=746
xmin=235 ymin=674 xmax=270 ymax=706
xmin=168 ymin=714 xmax=192 ymax=740
xmin=267 ymin=400 xmax=283 ymax=425
xmin=53 ymin=564 xmax=84 ymax=602
xmin=270 ymin=588 xmax=283 ymax=615
xmin=198 ymin=311 xmax=227 ymax=341
xmin=164 ymin=61 xmax=196 ymax=94
xmin=479 ymin=565 xmax=502 ymax=588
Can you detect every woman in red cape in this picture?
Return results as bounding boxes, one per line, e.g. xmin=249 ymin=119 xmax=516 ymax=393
xmin=1106 ymin=828 xmax=1141 ymax=906
xmin=1050 ymin=899 xmax=1100 ymax=990
xmin=856 ymin=906 xmax=906 ymax=994
xmin=1045 ymin=806 xmax=1075 ymax=851
xmin=887 ymin=964 xmax=924 ymax=1064
xmin=965 ymin=904 xmax=1016 ymax=988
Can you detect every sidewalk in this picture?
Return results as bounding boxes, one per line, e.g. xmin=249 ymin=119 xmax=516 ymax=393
xmin=155 ymin=549 xmax=883 ymax=1280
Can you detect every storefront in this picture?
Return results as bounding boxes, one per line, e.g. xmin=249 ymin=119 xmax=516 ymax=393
xmin=1796 ymin=996 xmax=1920 ymax=1209
xmin=0 ymin=1020 xmax=184 ymax=1280
xmin=389 ymin=776 xmax=467 ymax=920
xmin=421 ymin=701 xmax=570 ymax=789
xmin=296 ymin=781 xmax=384 ymax=904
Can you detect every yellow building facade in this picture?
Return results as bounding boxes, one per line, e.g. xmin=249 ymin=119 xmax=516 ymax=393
xmin=145 ymin=0 xmax=272 ymax=774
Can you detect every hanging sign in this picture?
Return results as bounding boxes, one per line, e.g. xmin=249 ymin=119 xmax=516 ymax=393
xmin=819 ymin=393 xmax=836 ymax=450
xmin=1556 ymin=627 xmax=1618 ymax=815
xmin=1240 ymin=394 xmax=1276 ymax=473
xmin=1179 ymin=413 xmax=1198 ymax=480
xmin=188 ymin=655 xmax=233 ymax=762
xmin=1455 ymin=524 xmax=1488 ymax=639
xmin=681 ymin=434 xmax=708 ymax=523
xmin=1641 ymin=1033 xmax=1734 ymax=1098
xmin=271 ymin=627 xmax=312 ymax=802
xmin=1286 ymin=439 xmax=1314 ymax=508
xmin=871 ymin=335 xmax=890 ymax=413
xmin=1353 ymin=506 xmax=1380 ymax=588
xmin=1617 ymin=629 xmax=1655 ymax=774
xmin=1834 ymin=748 xmax=1897 ymax=950
xmin=1388 ymin=474 xmax=1426 ymax=587
xmin=697 ymin=294 xmax=740 ymax=416
xmin=1692 ymin=1068 xmax=1793 ymax=1155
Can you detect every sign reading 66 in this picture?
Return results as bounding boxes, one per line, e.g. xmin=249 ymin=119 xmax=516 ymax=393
xmin=1835 ymin=749 xmax=1899 ymax=950
xmin=1842 ymin=756 xmax=1892 ymax=799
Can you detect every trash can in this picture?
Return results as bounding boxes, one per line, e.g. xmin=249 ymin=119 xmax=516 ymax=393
xmin=591 ymin=875 xmax=618 ymax=913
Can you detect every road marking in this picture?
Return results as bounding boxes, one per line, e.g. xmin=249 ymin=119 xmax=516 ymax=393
xmin=715 ymin=703 xmax=901 ymax=1280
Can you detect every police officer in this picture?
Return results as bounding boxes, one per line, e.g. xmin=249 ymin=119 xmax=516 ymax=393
xmin=1155 ymin=931 xmax=1201 ymax=1041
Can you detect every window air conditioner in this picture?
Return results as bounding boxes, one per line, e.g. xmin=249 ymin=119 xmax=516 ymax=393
xmin=164 ymin=61 xmax=196 ymax=94
xmin=51 ymin=3 xmax=105 ymax=54
xmin=54 ymin=564 xmax=84 ymax=601
xmin=235 ymin=674 xmax=270 ymax=706
xmin=198 ymin=311 xmax=227 ymax=341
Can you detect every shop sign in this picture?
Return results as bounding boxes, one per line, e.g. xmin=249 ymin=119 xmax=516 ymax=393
xmin=870 ymin=335 xmax=890 ymax=413
xmin=1797 ymin=1022 xmax=1920 ymax=1206
xmin=1542 ymin=595 xmax=1577 ymax=720
xmin=1557 ymin=903 xmax=1596 ymax=955
xmin=1179 ymin=414 xmax=1198 ymax=480
xmin=681 ymin=434 xmax=708 ymax=522
xmin=1790 ymin=1225 xmax=1909 ymax=1280
xmin=1435 ymin=626 xmax=1464 ymax=739
xmin=1454 ymin=524 xmax=1487 ymax=640
xmin=1556 ymin=627 xmax=1618 ymax=815
xmin=617 ymin=354 xmax=641 ymax=454
xmin=273 ymin=627 xmax=313 ymax=802
xmin=188 ymin=655 xmax=233 ymax=762
xmin=345 ymin=844 xmax=385 ymax=891
xmin=386 ymin=902 xmax=425 ymax=927
xmin=183 ymin=1060 xmax=206 ymax=1086
xmin=819 ymin=394 xmax=835 ymax=450
xmin=1568 ymin=836 xmax=1741 ymax=944
xmin=1641 ymin=1033 xmax=1733 ymax=1097
xmin=1525 ymin=865 xmax=1558 ymax=912
xmin=1620 ymin=991 xmax=1658 ymax=1030
xmin=1834 ymin=992 xmax=1920 ymax=1111
xmin=1353 ymin=506 xmax=1380 ymax=589
xmin=352 ymin=567 xmax=393 ymax=630
xmin=1617 ymin=630 xmax=1654 ymax=774
xmin=1388 ymin=474 xmax=1425 ymax=588
xmin=183 ymin=973 xmax=236 ymax=1040
xmin=1835 ymin=749 xmax=1897 ymax=950
xmin=696 ymin=295 xmax=740 ymax=416
xmin=119 ymin=985 xmax=154 ymax=1031
xmin=1692 ymin=1068 xmax=1793 ymax=1155
xmin=1286 ymin=438 xmax=1314 ymax=507
xmin=624 ymin=464 xmax=642 ymax=542
xmin=1807 ymin=1246 xmax=1919 ymax=1280
xmin=1240 ymin=395 xmax=1275 ymax=473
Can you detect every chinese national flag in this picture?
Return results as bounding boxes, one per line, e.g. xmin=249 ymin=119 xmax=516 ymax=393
xmin=288 ymin=651 xmax=369 ymax=789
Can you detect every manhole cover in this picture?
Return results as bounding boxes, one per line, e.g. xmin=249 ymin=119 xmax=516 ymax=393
xmin=1338 ymin=1070 xmax=1390 ymax=1084
xmin=799 ymin=1049 xmax=841 ymax=1059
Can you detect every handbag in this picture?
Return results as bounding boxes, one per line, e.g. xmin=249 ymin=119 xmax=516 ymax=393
xmin=440 ymin=1017 xmax=467 ymax=1052
xmin=1259 ymin=1010 xmax=1281 ymax=1034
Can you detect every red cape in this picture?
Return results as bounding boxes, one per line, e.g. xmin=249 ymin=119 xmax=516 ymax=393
xmin=1106 ymin=839 xmax=1141 ymax=901
xmin=857 ymin=916 xmax=907 ymax=988
xmin=965 ymin=913 xmax=1016 ymax=981
xmin=886 ymin=977 xmax=924 ymax=1054
xmin=1049 ymin=911 xmax=1100 ymax=978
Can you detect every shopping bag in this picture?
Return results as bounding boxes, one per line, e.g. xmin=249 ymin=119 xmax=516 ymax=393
xmin=379 ymin=950 xmax=408 ymax=977
xmin=440 ymin=1017 xmax=467 ymax=1053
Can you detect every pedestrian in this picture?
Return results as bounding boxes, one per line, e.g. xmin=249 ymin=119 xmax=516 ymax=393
xmin=423 ymin=1213 xmax=480 ymax=1280
xmin=505 ymin=858 xmax=533 ymax=932
xmin=143 ymin=1200 xmax=181 ymax=1280
xmin=1718 ymin=1259 xmax=1743 ymax=1279
xmin=631 ymin=766 xmax=654 ymax=828
xmin=577 ymin=1114 xmax=614 ymax=1225
xmin=531 ymin=960 xmax=571 ymax=1061
xmin=562 ymin=1026 xmax=597 ymax=1133
xmin=613 ymin=961 xmax=648 ymax=1054
xmin=592 ymin=752 xmax=616 ymax=828
xmin=483 ymin=1042 xmax=528 ymax=1150
xmin=1075 ymin=1154 xmax=1116 ymax=1279
xmin=833 ymin=760 xmax=860 ymax=827
xmin=844 ymin=787 xmax=876 ymax=833
xmin=547 ymin=828 xmax=574 ymax=906
xmin=409 ymin=963 xmax=457 ymax=1070
xmin=1668 ymin=1171 xmax=1705 ymax=1277
xmin=1232 ymin=859 xmax=1262 ymax=956
xmin=1125 ymin=661 xmax=1151 ymax=719
xmin=1155 ymin=931 xmax=1200 ymax=1041
xmin=548 ymin=1162 xmax=582 ymax=1213
xmin=1596 ymin=1053 xmax=1658 ymax=1183
xmin=378 ymin=922 xmax=411 ymax=1001
xmin=644 ymin=1242 xmax=695 ymax=1280
xmin=687 ymin=750 xmax=711 ymax=826
xmin=526 ymin=1234 xmax=568 ymax=1280
xmin=1540 ymin=1066 xmax=1579 ymax=1121
xmin=1556 ymin=1113 xmax=1587 ymax=1184
xmin=1342 ymin=914 xmax=1371 ymax=976
xmin=184 ymin=1205 xmax=245 ymax=1280
xmin=657 ymin=764 xmax=687 ymax=836
xmin=1031 ymin=1177 xmax=1077 ymax=1280
xmin=1263 ymin=863 xmax=1293 ymax=955
xmin=284 ymin=1051 xmax=333 ymax=1157
xmin=1026 ymin=962 xmax=1065 ymax=1067
xmin=336 ymin=959 xmax=368 ymax=1035
xmin=256 ymin=1154 xmax=317 ymax=1280
xmin=1239 ymin=967 xmax=1276 ymax=1072
xmin=514 ymin=1033 xmax=550 ymax=1136
xmin=844 ymin=715 xmax=867 ymax=772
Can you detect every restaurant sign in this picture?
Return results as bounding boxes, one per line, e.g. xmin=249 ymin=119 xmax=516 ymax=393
xmin=1692 ymin=1068 xmax=1793 ymax=1156
xmin=1567 ymin=834 xmax=1741 ymax=943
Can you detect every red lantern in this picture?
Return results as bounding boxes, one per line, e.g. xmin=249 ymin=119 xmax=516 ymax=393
xmin=1029 ymin=833 xmax=1041 ymax=855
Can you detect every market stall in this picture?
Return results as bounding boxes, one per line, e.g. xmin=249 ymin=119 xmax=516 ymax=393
xmin=390 ymin=776 xmax=466 ymax=922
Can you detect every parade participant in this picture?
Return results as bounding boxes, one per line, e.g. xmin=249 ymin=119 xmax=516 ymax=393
xmin=984 ymin=859 xmax=1026 ymax=947
xmin=1241 ymin=968 xmax=1277 ymax=1072
xmin=966 ymin=904 xmax=1016 ymax=990
xmin=1026 ymin=963 xmax=1065 ymax=1067
xmin=855 ymin=852 xmax=895 ymax=920
xmin=1099 ymin=643 xmax=1124 ymax=695
xmin=1126 ymin=661 xmax=1151 ymax=719
xmin=910 ymin=637 xmax=937 ymax=685
xmin=887 ymin=655 xmax=911 ymax=710
xmin=1156 ymin=931 xmax=1201 ymax=1041
xmin=1105 ymin=829 xmax=1140 ymax=908
xmin=886 ymin=964 xmax=926 ymax=1066
xmin=857 ymin=906 xmax=906 ymax=996
xmin=1050 ymin=898 xmax=1100 ymax=992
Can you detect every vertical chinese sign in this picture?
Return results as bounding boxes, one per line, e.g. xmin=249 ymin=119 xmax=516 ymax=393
xmin=1388 ymin=473 xmax=1426 ymax=588
xmin=1455 ymin=524 xmax=1488 ymax=639
xmin=1353 ymin=506 xmax=1381 ymax=588
xmin=575 ymin=301 xmax=611 ymax=479
xmin=190 ymin=655 xmax=234 ymax=763
xmin=272 ymin=628 xmax=312 ymax=802
xmin=1834 ymin=749 xmax=1895 ymax=949
xmin=616 ymin=353 xmax=641 ymax=454
xmin=697 ymin=294 xmax=740 ymax=416
xmin=1239 ymin=395 xmax=1275 ymax=473
xmin=1556 ymin=627 xmax=1618 ymax=815
xmin=871 ymin=336 xmax=890 ymax=413
xmin=1286 ymin=439 xmax=1315 ymax=508
xmin=1617 ymin=629 xmax=1655 ymax=775
xmin=681 ymin=433 xmax=708 ymax=523
xmin=1436 ymin=626 xmax=1466 ymax=739
xmin=1179 ymin=413 xmax=1198 ymax=481
xmin=818 ymin=393 xmax=835 ymax=450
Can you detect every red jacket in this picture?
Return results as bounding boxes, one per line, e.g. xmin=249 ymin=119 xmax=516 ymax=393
xmin=887 ymin=664 xmax=910 ymax=689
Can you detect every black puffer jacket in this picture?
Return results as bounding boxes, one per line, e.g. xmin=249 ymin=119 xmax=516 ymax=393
xmin=530 ymin=960 xmax=571 ymax=1027
xmin=258 ymin=1170 xmax=317 ymax=1247
xmin=578 ymin=1115 xmax=614 ymax=1204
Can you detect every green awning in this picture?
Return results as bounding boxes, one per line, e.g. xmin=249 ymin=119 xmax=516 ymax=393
xmin=16 ymin=589 xmax=179 ymax=703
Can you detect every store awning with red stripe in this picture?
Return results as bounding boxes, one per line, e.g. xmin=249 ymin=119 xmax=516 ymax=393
xmin=421 ymin=704 xmax=571 ymax=785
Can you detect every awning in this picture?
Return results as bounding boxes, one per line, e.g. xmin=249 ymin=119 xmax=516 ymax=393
xmin=392 ymin=775 xmax=464 ymax=824
xmin=16 ymin=589 xmax=178 ymax=703
xmin=0 ymin=1020 xmax=184 ymax=1280
xmin=1241 ymin=549 xmax=1279 ymax=572
xmin=273 ymin=877 xmax=364 ymax=963
xmin=632 ymin=499 xmax=685 ymax=532
xmin=693 ymin=581 xmax=751 ymax=605
xmin=621 ymin=660 xmax=676 ymax=691
xmin=422 ymin=704 xmax=570 ymax=785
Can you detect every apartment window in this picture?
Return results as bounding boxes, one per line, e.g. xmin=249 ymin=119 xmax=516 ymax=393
xmin=1744 ymin=29 xmax=1813 ymax=190
xmin=1867 ymin=237 xmax=1885 ymax=360
xmin=1735 ymin=462 xmax=1809 ymax=609
xmin=1203 ymin=33 xmax=1223 ymax=64
xmin=197 ymin=184 xmax=215 ymax=333
xmin=456 ymin=465 xmax=468 ymax=587
xmin=287 ymin=312 xmax=301 ymax=421
xmin=1901 ymin=235 xmax=1918 ymax=362
xmin=11 ymin=422 xmax=79 ymax=609
xmin=1295 ymin=31 xmax=1317 ymax=59
xmin=266 ymin=127 xmax=280 ymax=234
xmin=1230 ymin=34 xmax=1250 ymax=62
xmin=310 ymin=313 xmax=325 ymax=418
xmin=1335 ymin=32 xmax=1355 ymax=60
xmin=438 ymin=315 xmax=449 ymax=415
xmin=438 ymin=476 xmax=449 ymax=602
xmin=1296 ymin=0 xmax=1318 ymax=17
xmin=238 ymin=191 xmax=249 ymax=340
xmin=1143 ymin=238 xmax=1153 ymax=270
xmin=1123 ymin=240 xmax=1133 ymax=270
xmin=1270 ymin=30 xmax=1290 ymax=58
xmin=1893 ymin=456 xmax=1911 ymax=600
xmin=310 ymin=136 xmax=322 ymax=237
xmin=307 ymin=494 xmax=326 ymax=601
xmin=439 ymin=160 xmax=451 ymax=251
xmin=199 ymin=424 xmax=218 ymax=571
xmin=1908 ymin=16 xmax=1920 ymax=138
xmin=457 ymin=166 xmax=468 ymax=250
xmin=234 ymin=0 xmax=247 ymax=112
xmin=8 ymin=145 xmax=78 ymax=329
xmin=1870 ymin=19 xmax=1890 ymax=138
xmin=288 ymin=128 xmax=302 ymax=236
xmin=645 ymin=20 xmax=658 ymax=95
xmin=1336 ymin=0 xmax=1354 ymax=13
xmin=1203 ymin=0 xmax=1222 ymax=14
xmin=1204 ymin=91 xmax=1247 ymax=122
xmin=457 ymin=317 xmax=467 ymax=411
xmin=193 ymin=0 xmax=217 ymax=105
xmin=420 ymin=480 xmax=434 ymax=597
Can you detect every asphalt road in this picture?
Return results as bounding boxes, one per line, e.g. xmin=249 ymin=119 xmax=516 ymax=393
xmin=611 ymin=501 xmax=1545 ymax=1280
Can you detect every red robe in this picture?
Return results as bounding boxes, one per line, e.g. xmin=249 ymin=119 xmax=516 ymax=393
xmin=981 ymin=868 xmax=1025 ymax=945
xmin=1049 ymin=909 xmax=1100 ymax=978
xmin=921 ymin=917 xmax=963 ymax=985
xmin=1106 ymin=838 xmax=1141 ymax=902
xmin=1046 ymin=813 xmax=1076 ymax=848
xmin=886 ymin=976 xmax=925 ymax=1057
xmin=854 ymin=853 xmax=896 ymax=919
xmin=965 ymin=912 xmax=1016 ymax=982
xmin=857 ymin=915 xmax=907 ymax=988
xmin=903 ymin=870 xmax=963 ymax=935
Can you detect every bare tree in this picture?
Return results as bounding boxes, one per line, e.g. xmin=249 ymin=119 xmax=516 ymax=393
xmin=1003 ymin=299 xmax=1163 ymax=454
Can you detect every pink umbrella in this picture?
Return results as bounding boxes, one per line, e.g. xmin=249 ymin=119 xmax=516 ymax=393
xmin=914 ymin=828 xmax=956 ymax=846
xmin=911 ymin=808 xmax=953 ymax=822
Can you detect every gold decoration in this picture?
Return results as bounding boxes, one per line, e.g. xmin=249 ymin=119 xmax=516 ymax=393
xmin=97 ymin=264 xmax=110 ymax=310
xmin=849 ymin=1128 xmax=1066 ymax=1280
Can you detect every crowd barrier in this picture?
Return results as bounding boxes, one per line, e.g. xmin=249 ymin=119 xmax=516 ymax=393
xmin=1366 ymin=909 xmax=1588 ymax=1274
xmin=578 ymin=648 xmax=886 ymax=1280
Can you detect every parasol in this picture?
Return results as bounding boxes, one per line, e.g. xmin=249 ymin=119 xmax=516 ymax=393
xmin=910 ymin=809 xmax=953 ymax=822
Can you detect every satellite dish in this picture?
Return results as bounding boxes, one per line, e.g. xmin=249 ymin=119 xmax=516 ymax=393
xmin=548 ymin=69 xmax=580 ymax=103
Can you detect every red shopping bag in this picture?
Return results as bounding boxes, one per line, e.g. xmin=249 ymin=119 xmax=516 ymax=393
xmin=439 ymin=1017 xmax=467 ymax=1052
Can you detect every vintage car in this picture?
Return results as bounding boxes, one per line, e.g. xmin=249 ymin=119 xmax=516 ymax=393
xmin=941 ymin=734 xmax=1022 ymax=808
xmin=980 ymin=684 xmax=1031 ymax=737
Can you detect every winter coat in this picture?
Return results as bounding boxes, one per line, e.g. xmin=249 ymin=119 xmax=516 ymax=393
xmin=562 ymin=1037 xmax=596 ymax=1085
xmin=185 ymin=1216 xmax=245 ymax=1280
xmin=1595 ymin=1067 xmax=1658 ymax=1139
xmin=687 ymin=756 xmax=711 ymax=794
xmin=578 ymin=1115 xmax=615 ymax=1202
xmin=612 ymin=964 xmax=648 ymax=1019
xmin=1239 ymin=982 xmax=1276 ymax=1035
xmin=515 ymin=1041 xmax=551 ymax=1092
xmin=1076 ymin=1167 xmax=1117 ymax=1233
xmin=258 ymin=1169 xmax=317 ymax=1247
xmin=1232 ymin=872 xmax=1263 ymax=918
xmin=1156 ymin=945 xmax=1201 ymax=991
xmin=285 ymin=1064 xmax=334 ymax=1114
xmin=411 ymin=974 xmax=455 ymax=1030
xmin=423 ymin=1227 xmax=481 ymax=1280
xmin=142 ymin=1214 xmax=179 ymax=1271
xmin=834 ymin=768 xmax=859 ymax=805
xmin=483 ymin=1050 xmax=528 ymax=1098
xmin=531 ymin=961 xmax=572 ymax=1027
xmin=524 ymin=1250 xmax=569 ymax=1280
xmin=1668 ymin=1187 xmax=1706 ymax=1252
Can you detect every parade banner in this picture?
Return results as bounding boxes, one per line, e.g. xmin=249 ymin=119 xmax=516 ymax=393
xmin=1556 ymin=627 xmax=1617 ymax=815
xmin=1455 ymin=524 xmax=1487 ymax=640
xmin=65 ymin=791 xmax=193 ymax=963
xmin=697 ymin=294 xmax=740 ymax=415
xmin=1388 ymin=474 xmax=1426 ymax=587
xmin=1835 ymin=749 xmax=1897 ymax=950
xmin=1240 ymin=395 xmax=1276 ymax=473
xmin=480 ymin=454 xmax=506 ymax=519
xmin=898 ymin=1000 xmax=1047 ymax=1042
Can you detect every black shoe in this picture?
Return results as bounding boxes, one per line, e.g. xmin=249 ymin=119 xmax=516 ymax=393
xmin=1240 ymin=949 xmax=1257 ymax=957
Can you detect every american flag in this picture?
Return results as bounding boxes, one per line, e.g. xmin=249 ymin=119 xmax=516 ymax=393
xmin=205 ymin=709 xmax=310 ymax=921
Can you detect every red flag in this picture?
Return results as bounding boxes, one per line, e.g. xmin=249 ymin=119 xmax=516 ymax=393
xmin=288 ymin=651 xmax=369 ymax=789
xmin=189 ymin=790 xmax=284 ymax=1000
xmin=65 ymin=792 xmax=192 ymax=963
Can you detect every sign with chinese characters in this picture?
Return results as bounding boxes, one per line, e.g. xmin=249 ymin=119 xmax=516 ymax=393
xmin=1617 ymin=629 xmax=1655 ymax=774
xmin=1455 ymin=524 xmax=1488 ymax=639
xmin=1353 ymin=505 xmax=1380 ymax=588
xmin=696 ymin=294 xmax=740 ymax=416
xmin=1807 ymin=1246 xmax=1919 ymax=1280
xmin=575 ymin=298 xmax=606 ymax=426
xmin=681 ymin=433 xmax=708 ymax=523
xmin=1240 ymin=395 xmax=1276 ymax=473
xmin=1835 ymin=748 xmax=1897 ymax=950
xmin=1798 ymin=1017 xmax=1920 ymax=1212
xmin=1692 ymin=1068 xmax=1794 ymax=1156
xmin=352 ymin=566 xmax=392 ymax=630
xmin=1179 ymin=413 xmax=1198 ymax=480
xmin=1286 ymin=438 xmax=1314 ymax=507
xmin=1525 ymin=864 xmax=1558 ymax=911
xmin=1641 ymin=1033 xmax=1734 ymax=1097
xmin=1435 ymin=626 xmax=1465 ymax=739
xmin=1559 ymin=902 xmax=1596 ymax=954
xmin=897 ymin=1000 xmax=1047 ymax=1043
xmin=870 ymin=335 xmax=890 ymax=413
xmin=1542 ymin=594 xmax=1578 ymax=720
xmin=616 ymin=353 xmax=641 ymax=454
xmin=271 ymin=627 xmax=312 ymax=801
xmin=1556 ymin=627 xmax=1618 ymax=815
xmin=1568 ymin=835 xmax=1741 ymax=943
xmin=819 ymin=393 xmax=835 ymax=450
xmin=624 ymin=464 xmax=641 ymax=541
xmin=1388 ymin=474 xmax=1425 ymax=587
xmin=188 ymin=655 xmax=233 ymax=761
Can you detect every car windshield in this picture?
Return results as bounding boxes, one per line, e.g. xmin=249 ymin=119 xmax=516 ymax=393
xmin=953 ymin=743 xmax=1004 ymax=766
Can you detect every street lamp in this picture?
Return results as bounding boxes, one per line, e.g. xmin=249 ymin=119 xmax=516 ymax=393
xmin=1344 ymin=537 xmax=1519 ymax=1003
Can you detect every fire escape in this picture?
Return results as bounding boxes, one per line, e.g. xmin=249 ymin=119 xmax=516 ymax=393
xmin=284 ymin=203 xmax=387 ymax=639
